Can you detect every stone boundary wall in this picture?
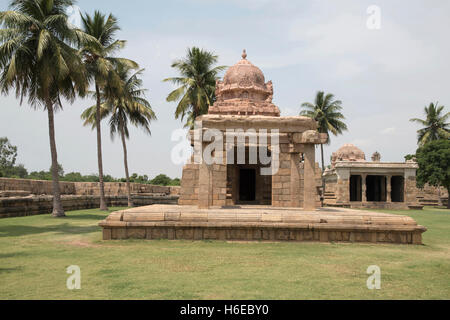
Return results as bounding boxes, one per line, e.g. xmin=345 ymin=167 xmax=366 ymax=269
xmin=0 ymin=195 xmax=179 ymax=219
xmin=0 ymin=178 xmax=180 ymax=196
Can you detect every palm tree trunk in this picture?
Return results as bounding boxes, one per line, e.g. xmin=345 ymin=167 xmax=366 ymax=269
xmin=95 ymin=84 xmax=108 ymax=211
xmin=46 ymin=101 xmax=65 ymax=217
xmin=437 ymin=184 xmax=443 ymax=207
xmin=446 ymin=186 xmax=450 ymax=209
xmin=320 ymin=144 xmax=325 ymax=173
xmin=320 ymin=144 xmax=326 ymax=207
xmin=120 ymin=125 xmax=133 ymax=207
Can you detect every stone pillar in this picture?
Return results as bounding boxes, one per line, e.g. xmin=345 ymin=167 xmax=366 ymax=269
xmin=198 ymin=162 xmax=211 ymax=209
xmin=362 ymin=174 xmax=367 ymax=203
xmin=404 ymin=169 xmax=418 ymax=205
xmin=303 ymin=144 xmax=316 ymax=211
xmin=386 ymin=175 xmax=392 ymax=203
xmin=198 ymin=142 xmax=211 ymax=209
xmin=290 ymin=153 xmax=301 ymax=207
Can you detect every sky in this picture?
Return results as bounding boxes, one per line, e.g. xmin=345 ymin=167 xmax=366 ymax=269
xmin=0 ymin=0 xmax=449 ymax=179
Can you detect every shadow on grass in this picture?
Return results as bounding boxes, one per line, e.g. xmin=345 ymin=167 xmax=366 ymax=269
xmin=0 ymin=266 xmax=24 ymax=274
xmin=0 ymin=252 xmax=30 ymax=259
xmin=65 ymin=214 xmax=108 ymax=221
xmin=0 ymin=224 xmax=100 ymax=238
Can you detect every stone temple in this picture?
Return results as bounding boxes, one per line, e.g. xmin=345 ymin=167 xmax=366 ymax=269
xmin=323 ymin=144 xmax=447 ymax=209
xmin=178 ymin=50 xmax=327 ymax=211
xmin=100 ymin=51 xmax=427 ymax=245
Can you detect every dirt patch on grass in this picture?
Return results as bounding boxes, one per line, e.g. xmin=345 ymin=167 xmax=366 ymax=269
xmin=62 ymin=240 xmax=124 ymax=249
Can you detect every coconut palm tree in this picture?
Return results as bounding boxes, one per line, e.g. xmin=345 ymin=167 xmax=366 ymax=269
xmin=81 ymin=66 xmax=156 ymax=207
xmin=79 ymin=10 xmax=138 ymax=210
xmin=164 ymin=47 xmax=226 ymax=128
xmin=410 ymin=102 xmax=449 ymax=146
xmin=0 ymin=0 xmax=93 ymax=217
xmin=300 ymin=91 xmax=348 ymax=172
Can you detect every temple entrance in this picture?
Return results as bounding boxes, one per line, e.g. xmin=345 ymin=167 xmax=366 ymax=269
xmin=239 ymin=169 xmax=256 ymax=202
xmin=391 ymin=176 xmax=405 ymax=202
xmin=225 ymin=145 xmax=273 ymax=206
xmin=350 ymin=175 xmax=362 ymax=202
xmin=366 ymin=175 xmax=387 ymax=202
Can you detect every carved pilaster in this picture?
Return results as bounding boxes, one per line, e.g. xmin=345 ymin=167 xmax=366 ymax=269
xmin=303 ymin=144 xmax=316 ymax=211
xmin=362 ymin=174 xmax=367 ymax=203
xmin=386 ymin=175 xmax=392 ymax=203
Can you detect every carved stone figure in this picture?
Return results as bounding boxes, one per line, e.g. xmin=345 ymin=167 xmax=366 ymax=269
xmin=372 ymin=152 xmax=381 ymax=162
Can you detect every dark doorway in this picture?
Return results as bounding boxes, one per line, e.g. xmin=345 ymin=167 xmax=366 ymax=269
xmin=350 ymin=175 xmax=362 ymax=202
xmin=239 ymin=169 xmax=256 ymax=202
xmin=366 ymin=175 xmax=387 ymax=202
xmin=391 ymin=176 xmax=405 ymax=202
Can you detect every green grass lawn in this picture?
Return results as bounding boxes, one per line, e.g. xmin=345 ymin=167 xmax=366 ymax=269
xmin=0 ymin=207 xmax=449 ymax=300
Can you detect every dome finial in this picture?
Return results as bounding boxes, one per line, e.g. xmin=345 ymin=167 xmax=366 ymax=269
xmin=242 ymin=49 xmax=247 ymax=60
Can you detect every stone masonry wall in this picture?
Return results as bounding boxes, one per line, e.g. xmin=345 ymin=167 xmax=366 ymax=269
xmin=0 ymin=178 xmax=179 ymax=197
xmin=0 ymin=195 xmax=179 ymax=219
xmin=0 ymin=178 xmax=181 ymax=218
xmin=178 ymin=163 xmax=199 ymax=206
xmin=272 ymin=152 xmax=292 ymax=207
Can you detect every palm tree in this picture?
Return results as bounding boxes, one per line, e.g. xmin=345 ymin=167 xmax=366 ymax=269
xmin=81 ymin=66 xmax=156 ymax=207
xmin=0 ymin=0 xmax=93 ymax=217
xmin=79 ymin=11 xmax=138 ymax=210
xmin=164 ymin=47 xmax=226 ymax=128
xmin=300 ymin=91 xmax=348 ymax=173
xmin=410 ymin=102 xmax=449 ymax=146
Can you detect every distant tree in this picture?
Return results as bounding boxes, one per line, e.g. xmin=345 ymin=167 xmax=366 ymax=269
xmin=300 ymin=91 xmax=348 ymax=173
xmin=170 ymin=178 xmax=181 ymax=186
xmin=62 ymin=172 xmax=84 ymax=182
xmin=164 ymin=47 xmax=226 ymax=128
xmin=410 ymin=102 xmax=450 ymax=146
xmin=150 ymin=174 xmax=173 ymax=186
xmin=0 ymin=138 xmax=28 ymax=178
xmin=0 ymin=137 xmax=17 ymax=170
xmin=1 ymin=164 xmax=27 ymax=178
xmin=129 ymin=174 xmax=149 ymax=184
xmin=404 ymin=154 xmax=416 ymax=162
xmin=415 ymin=140 xmax=450 ymax=209
xmin=50 ymin=164 xmax=64 ymax=178
xmin=27 ymin=170 xmax=52 ymax=181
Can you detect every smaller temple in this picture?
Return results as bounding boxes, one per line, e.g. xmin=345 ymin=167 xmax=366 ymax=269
xmin=324 ymin=144 xmax=420 ymax=209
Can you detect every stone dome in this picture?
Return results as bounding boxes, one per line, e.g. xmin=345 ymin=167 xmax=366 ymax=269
xmin=331 ymin=144 xmax=366 ymax=166
xmin=223 ymin=51 xmax=266 ymax=89
xmin=208 ymin=50 xmax=280 ymax=117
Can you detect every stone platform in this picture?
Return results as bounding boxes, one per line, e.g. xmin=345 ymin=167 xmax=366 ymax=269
xmin=99 ymin=205 xmax=427 ymax=245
